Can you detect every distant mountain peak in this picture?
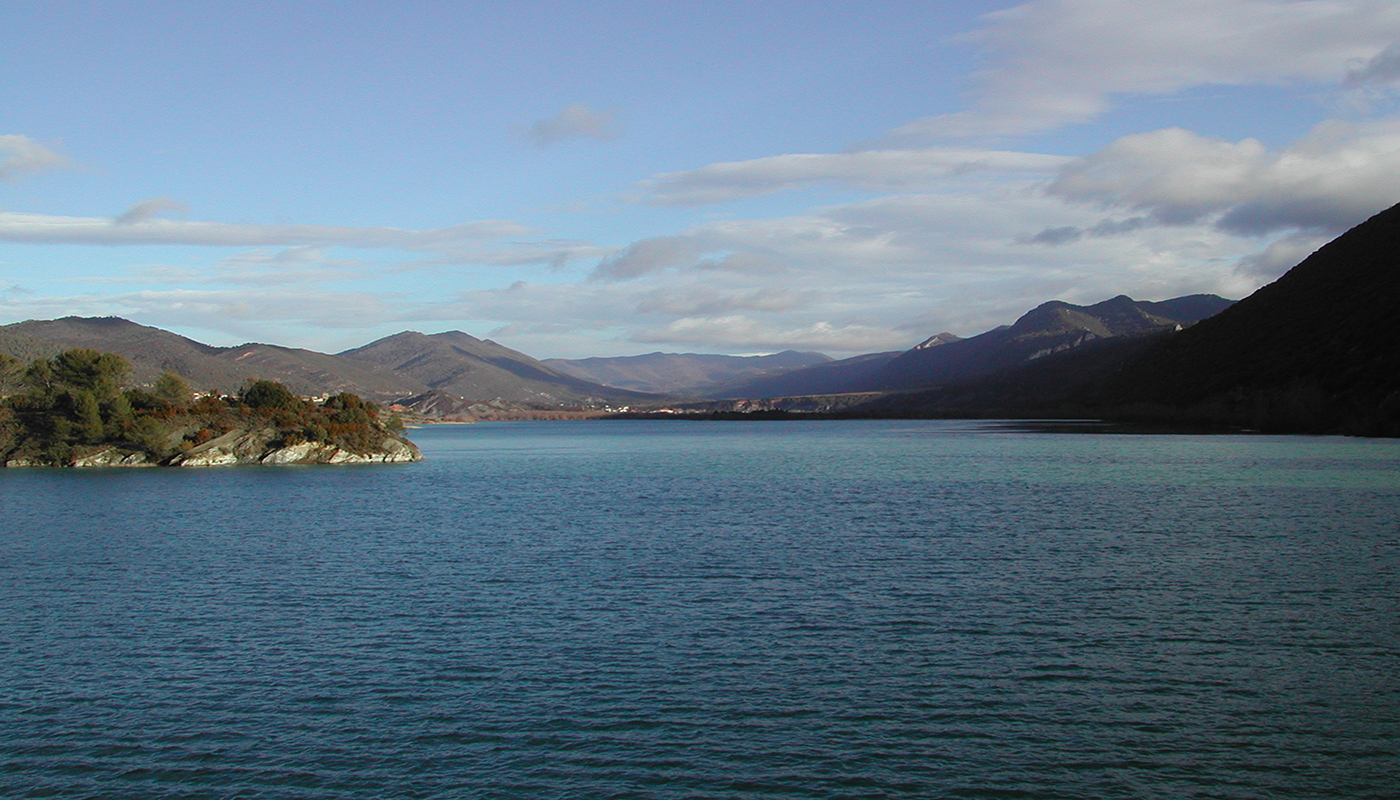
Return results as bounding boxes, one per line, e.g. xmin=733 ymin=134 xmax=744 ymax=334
xmin=716 ymin=293 xmax=1236 ymax=399
xmin=915 ymin=332 xmax=961 ymax=350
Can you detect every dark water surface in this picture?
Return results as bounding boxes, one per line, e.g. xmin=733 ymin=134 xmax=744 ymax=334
xmin=2 ymin=420 xmax=1398 ymax=798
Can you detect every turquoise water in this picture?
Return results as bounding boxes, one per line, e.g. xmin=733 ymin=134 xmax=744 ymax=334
xmin=2 ymin=419 xmax=1398 ymax=798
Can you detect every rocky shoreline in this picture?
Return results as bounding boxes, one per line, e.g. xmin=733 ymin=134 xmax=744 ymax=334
xmin=4 ymin=426 xmax=422 ymax=468
xmin=1 ymin=350 xmax=425 ymax=469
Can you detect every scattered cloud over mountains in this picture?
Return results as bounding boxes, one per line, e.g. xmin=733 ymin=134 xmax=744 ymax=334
xmin=574 ymin=0 xmax=1400 ymax=355
xmin=6 ymin=1 xmax=1400 ymax=358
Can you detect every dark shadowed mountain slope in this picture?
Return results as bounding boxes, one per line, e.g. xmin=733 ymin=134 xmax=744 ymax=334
xmin=717 ymin=294 xmax=1232 ymax=399
xmin=340 ymin=330 xmax=659 ymax=406
xmin=849 ymin=329 xmax=1174 ymax=418
xmin=1136 ymin=295 xmax=1240 ymax=323
xmin=708 ymin=351 xmax=905 ymax=398
xmin=873 ymin=294 xmax=1233 ymax=392
xmin=544 ymin=350 xmax=831 ymax=395
xmin=1097 ymin=203 xmax=1400 ymax=435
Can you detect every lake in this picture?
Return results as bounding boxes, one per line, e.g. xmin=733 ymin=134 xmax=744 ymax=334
xmin=2 ymin=419 xmax=1398 ymax=798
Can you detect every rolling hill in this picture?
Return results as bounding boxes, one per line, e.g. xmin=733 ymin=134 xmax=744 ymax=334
xmin=340 ymin=330 xmax=660 ymax=407
xmin=0 ymin=317 xmax=425 ymax=399
xmin=0 ymin=318 xmax=656 ymax=413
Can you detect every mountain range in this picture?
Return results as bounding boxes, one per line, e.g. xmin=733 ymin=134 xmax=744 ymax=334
xmin=0 ymin=319 xmax=655 ymax=412
xmin=2 ymin=199 xmax=1396 ymax=434
xmin=706 ymin=293 xmax=1233 ymax=399
xmin=827 ymin=202 xmax=1399 ymax=435
xmin=0 ymin=291 xmax=1230 ymax=419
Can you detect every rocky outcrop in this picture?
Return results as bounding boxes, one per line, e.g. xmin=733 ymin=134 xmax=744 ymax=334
xmin=167 ymin=427 xmax=422 ymax=467
xmin=5 ymin=448 xmax=157 ymax=468
xmin=257 ymin=438 xmax=421 ymax=465
xmin=71 ymin=449 xmax=157 ymax=468
xmin=3 ymin=428 xmax=422 ymax=468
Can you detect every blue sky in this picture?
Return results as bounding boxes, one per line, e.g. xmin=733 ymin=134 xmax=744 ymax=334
xmin=4 ymin=0 xmax=1400 ymax=357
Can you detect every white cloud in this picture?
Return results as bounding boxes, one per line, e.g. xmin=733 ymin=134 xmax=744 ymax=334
xmin=631 ymin=316 xmax=908 ymax=353
xmin=209 ymin=247 xmax=370 ymax=285
xmin=1047 ymin=120 xmax=1400 ymax=233
xmin=3 ymin=171 xmax=1294 ymax=359
xmin=593 ymin=187 xmax=1269 ymax=294
xmin=882 ymin=0 xmax=1400 ymax=142
xmin=634 ymin=286 xmax=813 ymax=316
xmin=5 ymin=177 xmax=1279 ymax=358
xmin=0 ymin=285 xmax=407 ymax=342
xmin=114 ymin=197 xmax=188 ymax=225
xmin=1346 ymin=41 xmax=1400 ymax=87
xmin=16 ymin=2 xmax=1391 ymax=360
xmin=592 ymin=236 xmax=706 ymax=281
xmin=1020 ymin=216 xmax=1152 ymax=245
xmin=0 ymin=212 xmax=536 ymax=247
xmin=523 ymin=103 xmax=621 ymax=147
xmin=73 ymin=248 xmax=368 ymax=287
xmin=634 ymin=148 xmax=1069 ymax=205
xmin=1235 ymin=232 xmax=1331 ymax=277
xmin=0 ymin=135 xmax=71 ymax=181
xmin=422 ymin=242 xmax=611 ymax=270
xmin=463 ymin=185 xmax=1267 ymax=356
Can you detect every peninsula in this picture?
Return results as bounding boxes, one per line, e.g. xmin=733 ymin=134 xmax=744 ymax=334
xmin=0 ymin=349 xmax=421 ymax=467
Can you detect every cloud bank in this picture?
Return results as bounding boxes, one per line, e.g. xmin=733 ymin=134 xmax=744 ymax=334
xmin=1047 ymin=120 xmax=1400 ymax=234
xmin=635 ymin=148 xmax=1070 ymax=206
xmin=114 ymin=197 xmax=189 ymax=226
xmin=0 ymin=213 xmax=536 ymax=248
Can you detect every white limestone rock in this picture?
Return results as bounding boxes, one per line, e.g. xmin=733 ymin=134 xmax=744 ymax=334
xmin=71 ymin=448 xmax=155 ymax=467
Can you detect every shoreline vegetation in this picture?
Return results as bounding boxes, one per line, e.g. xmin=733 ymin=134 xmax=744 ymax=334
xmin=0 ymin=349 xmax=421 ymax=468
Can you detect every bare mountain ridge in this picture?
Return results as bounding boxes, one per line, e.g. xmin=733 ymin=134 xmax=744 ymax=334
xmin=878 ymin=293 xmax=1232 ymax=391
xmin=0 ymin=318 xmax=649 ymax=410
xmin=0 ymin=317 xmax=427 ymax=399
xmin=714 ymin=294 xmax=1234 ymax=398
xmin=339 ymin=330 xmax=658 ymax=407
xmin=844 ymin=205 xmax=1400 ymax=435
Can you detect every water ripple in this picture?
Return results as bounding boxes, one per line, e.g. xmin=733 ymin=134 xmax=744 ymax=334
xmin=2 ymin=420 xmax=1398 ymax=798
